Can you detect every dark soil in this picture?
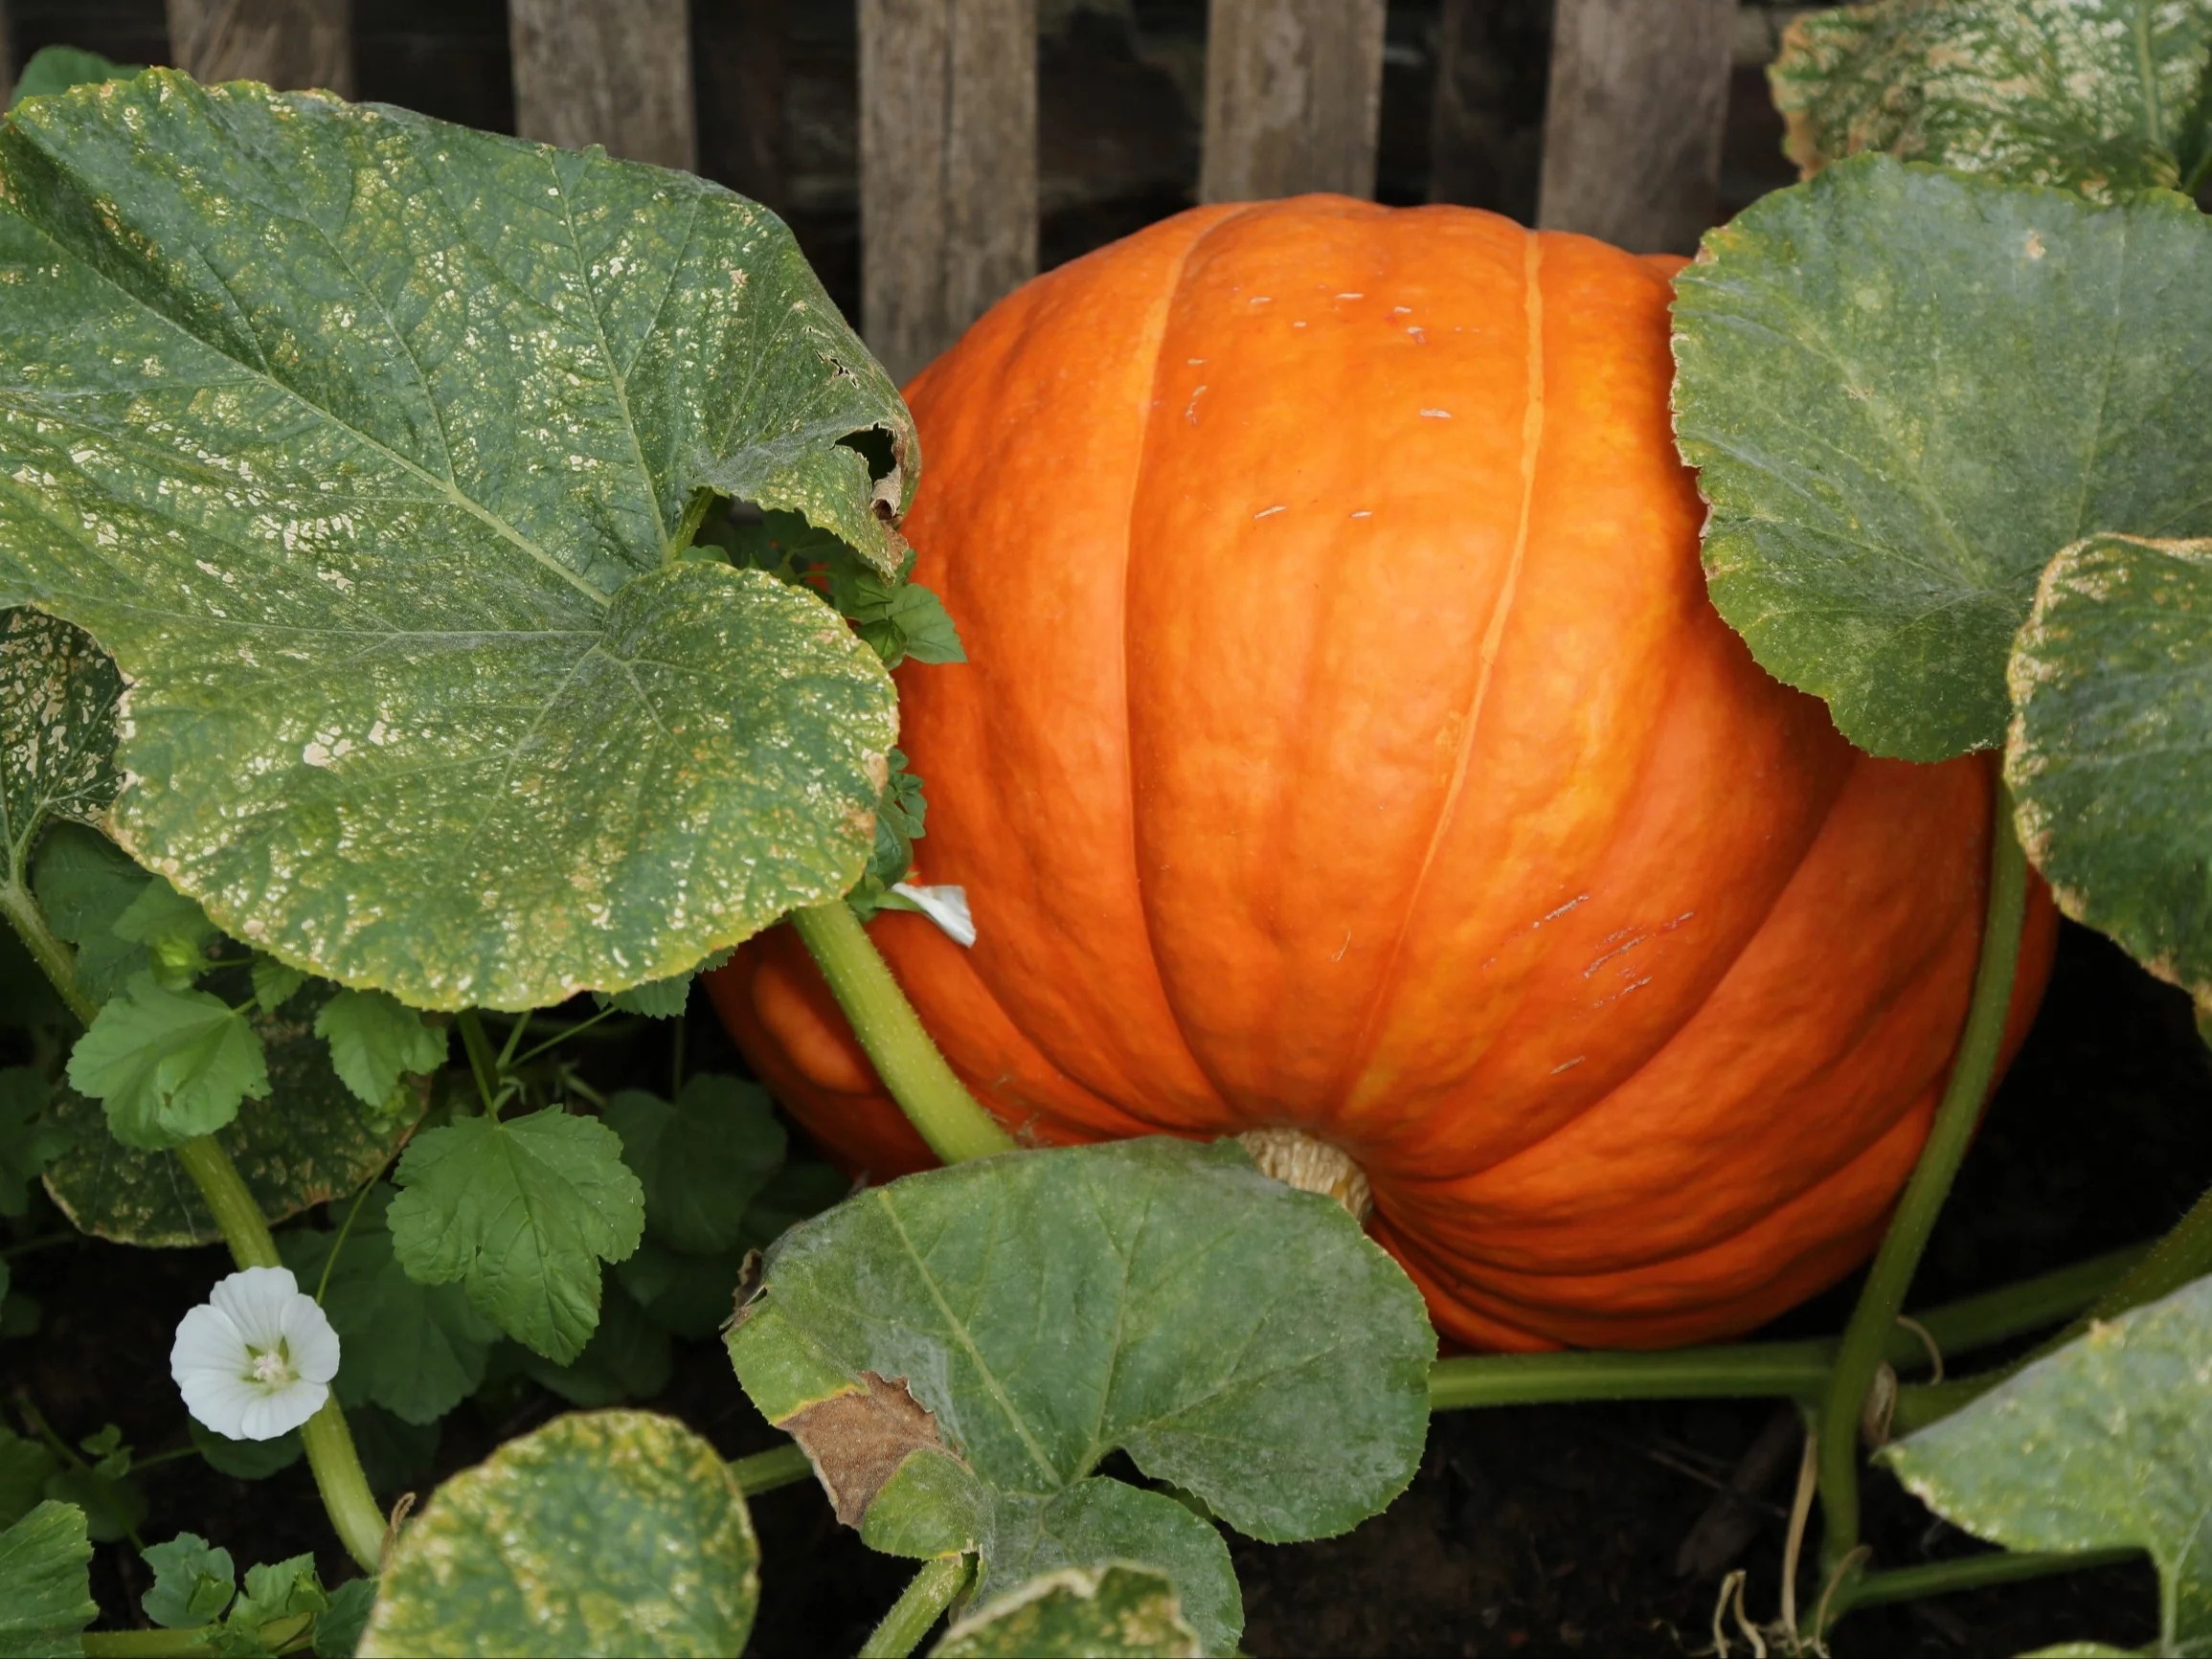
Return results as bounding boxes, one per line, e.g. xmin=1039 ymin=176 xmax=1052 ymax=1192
xmin=6 ymin=915 xmax=2204 ymax=1657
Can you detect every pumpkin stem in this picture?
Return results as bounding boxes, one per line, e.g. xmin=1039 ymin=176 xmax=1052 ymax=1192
xmin=1237 ymin=1127 xmax=1374 ymax=1223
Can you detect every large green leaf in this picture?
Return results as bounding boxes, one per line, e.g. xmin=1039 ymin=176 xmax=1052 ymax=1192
xmin=1671 ymin=156 xmax=2212 ymax=760
xmin=65 ymin=971 xmax=269 ymax=1149
xmin=281 ymin=1184 xmax=501 ymax=1424
xmin=1883 ymin=1273 xmax=2212 ymax=1656
xmin=0 ymin=71 xmax=912 ymax=1011
xmin=387 ymin=1108 xmax=643 ymax=1363
xmin=727 ymin=1138 xmax=1434 ymax=1656
xmin=43 ymin=985 xmax=420 ymax=1245
xmin=2008 ymin=534 xmax=2212 ymax=1008
xmin=0 ymin=609 xmax=119 ymax=887
xmin=934 ymin=1564 xmax=1202 ymax=1659
xmin=1771 ymin=0 xmax=2212 ymax=200
xmin=357 ymin=1410 xmax=757 ymax=1658
xmin=0 ymin=1501 xmax=97 ymax=1658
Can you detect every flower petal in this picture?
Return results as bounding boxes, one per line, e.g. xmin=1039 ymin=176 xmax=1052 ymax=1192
xmin=170 ymin=1302 xmax=245 ymax=1379
xmin=178 ymin=1370 xmax=263 ymax=1441
xmin=237 ymin=1379 xmax=327 ymax=1442
xmin=279 ymin=1291 xmax=341 ymax=1385
xmin=208 ymin=1266 xmax=305 ymax=1349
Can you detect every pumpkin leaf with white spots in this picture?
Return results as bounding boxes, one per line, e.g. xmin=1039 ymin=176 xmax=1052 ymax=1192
xmin=1671 ymin=156 xmax=2212 ymax=761
xmin=1883 ymin=1274 xmax=2212 ymax=1657
xmin=0 ymin=609 xmax=120 ymax=887
xmin=2008 ymin=534 xmax=2212 ymax=1013
xmin=358 ymin=1410 xmax=757 ymax=1658
xmin=934 ymin=1564 xmax=1203 ymax=1659
xmin=0 ymin=1501 xmax=97 ymax=1658
xmin=1771 ymin=0 xmax=2212 ymax=200
xmin=0 ymin=72 xmax=912 ymax=1012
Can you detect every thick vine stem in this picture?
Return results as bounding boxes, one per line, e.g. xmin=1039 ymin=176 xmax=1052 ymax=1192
xmin=790 ymin=901 xmax=1015 ymax=1164
xmin=1892 ymin=1199 xmax=2212 ymax=1436
xmin=1815 ymin=788 xmax=2028 ymax=1582
xmin=730 ymin=1441 xmax=813 ymax=1495
xmin=173 ymin=1136 xmax=384 ymax=1573
xmin=1 ymin=878 xmax=99 ymax=1028
xmin=860 ymin=1553 xmax=975 ymax=1659
xmin=1832 ymin=1545 xmax=2142 ymax=1620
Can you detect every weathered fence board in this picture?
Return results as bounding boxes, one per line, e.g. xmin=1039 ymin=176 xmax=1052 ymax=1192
xmin=165 ymin=0 xmax=352 ymax=96
xmin=508 ymin=0 xmax=697 ymax=170
xmin=1536 ymin=0 xmax=1736 ymax=254
xmin=859 ymin=0 xmax=1037 ymax=386
xmin=1200 ymin=0 xmax=1387 ymax=203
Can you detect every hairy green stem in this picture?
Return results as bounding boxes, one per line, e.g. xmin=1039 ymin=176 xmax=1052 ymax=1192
xmin=730 ymin=1441 xmax=812 ymax=1495
xmin=1894 ymin=1201 xmax=2212 ymax=1436
xmin=1431 ymin=1344 xmax=1833 ymax=1408
xmin=0 ymin=878 xmax=98 ymax=1027
xmin=1429 ymin=1244 xmax=2135 ymax=1411
xmin=790 ymin=901 xmax=1014 ymax=1164
xmin=1833 ymin=1545 xmax=2142 ymax=1616
xmin=1816 ymin=791 xmax=2028 ymax=1582
xmin=861 ymin=1554 xmax=975 ymax=1659
xmin=173 ymin=1137 xmax=384 ymax=1572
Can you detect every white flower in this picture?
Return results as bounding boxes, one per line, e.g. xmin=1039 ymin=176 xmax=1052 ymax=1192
xmin=170 ymin=1267 xmax=340 ymax=1442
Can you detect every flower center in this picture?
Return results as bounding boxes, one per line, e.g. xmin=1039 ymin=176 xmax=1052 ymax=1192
xmin=247 ymin=1344 xmax=295 ymax=1388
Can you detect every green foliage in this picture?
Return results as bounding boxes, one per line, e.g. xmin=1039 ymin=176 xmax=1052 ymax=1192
xmin=281 ymin=1185 xmax=501 ymax=1424
xmin=0 ymin=609 xmax=120 ymax=886
xmin=1772 ymin=0 xmax=2212 ymax=199
xmin=934 ymin=1565 xmax=1202 ymax=1659
xmin=0 ymin=1068 xmax=63 ymax=1217
xmin=43 ymin=986 xmax=421 ymax=1246
xmin=142 ymin=1532 xmax=237 ymax=1628
xmin=0 ymin=1501 xmax=96 ymax=1658
xmin=2008 ymin=535 xmax=2212 ymax=1012
xmin=316 ymin=1580 xmax=377 ymax=1659
xmin=358 ymin=1410 xmax=758 ymax=1658
xmin=849 ymin=749 xmax=930 ymax=919
xmin=0 ymin=71 xmax=912 ymax=1012
xmin=0 ymin=1427 xmax=59 ymax=1528
xmin=1884 ymin=1274 xmax=2212 ymax=1656
xmin=249 ymin=955 xmax=309 ymax=1016
xmin=728 ymin=1138 xmax=1434 ymax=1655
xmin=714 ymin=507 xmax=962 ymax=668
xmin=45 ymin=1424 xmax=147 ymax=1544
xmin=1672 ymin=156 xmax=2212 ymax=760
xmin=314 ymin=992 xmax=448 ymax=1111
xmin=112 ymin=878 xmax=220 ymax=990
xmin=32 ymin=823 xmax=153 ymax=1003
xmin=604 ymin=1074 xmax=785 ymax=1256
xmin=388 ymin=1109 xmax=644 ymax=1364
xmin=519 ymin=1287 xmax=673 ymax=1408
xmin=64 ymin=972 xmax=269 ymax=1150
xmin=191 ymin=1421 xmax=303 ymax=1482
xmin=8 ymin=46 xmax=134 ymax=106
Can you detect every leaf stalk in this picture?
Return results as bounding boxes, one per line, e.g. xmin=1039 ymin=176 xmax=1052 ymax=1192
xmin=1814 ymin=788 xmax=2028 ymax=1583
xmin=860 ymin=1553 xmax=975 ymax=1659
xmin=789 ymin=901 xmax=1014 ymax=1164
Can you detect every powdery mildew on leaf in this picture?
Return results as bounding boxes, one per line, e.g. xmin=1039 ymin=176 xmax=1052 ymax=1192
xmin=1882 ymin=1274 xmax=2212 ymax=1655
xmin=2007 ymin=533 xmax=2212 ymax=1010
xmin=0 ymin=73 xmax=909 ymax=1009
xmin=936 ymin=1564 xmax=1203 ymax=1659
xmin=0 ymin=609 xmax=120 ymax=883
xmin=358 ymin=1410 xmax=758 ymax=1658
xmin=1772 ymin=0 xmax=2212 ymax=200
xmin=1671 ymin=157 xmax=2212 ymax=760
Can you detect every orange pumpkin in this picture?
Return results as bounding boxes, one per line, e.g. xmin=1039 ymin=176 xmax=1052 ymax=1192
xmin=710 ymin=195 xmax=2057 ymax=1353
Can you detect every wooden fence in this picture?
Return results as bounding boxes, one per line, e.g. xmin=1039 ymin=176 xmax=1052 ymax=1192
xmin=1 ymin=0 xmax=1769 ymax=384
